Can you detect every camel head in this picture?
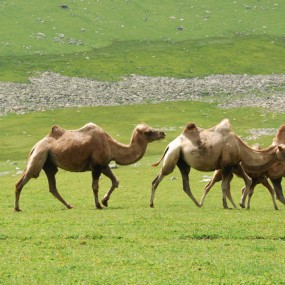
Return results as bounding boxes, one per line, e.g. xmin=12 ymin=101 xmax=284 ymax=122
xmin=272 ymin=125 xmax=285 ymax=145
xmin=276 ymin=144 xmax=285 ymax=162
xmin=134 ymin=124 xmax=166 ymax=143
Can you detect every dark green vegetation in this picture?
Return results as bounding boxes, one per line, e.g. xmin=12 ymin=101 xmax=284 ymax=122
xmin=1 ymin=0 xmax=285 ymax=82
xmin=1 ymin=102 xmax=285 ymax=284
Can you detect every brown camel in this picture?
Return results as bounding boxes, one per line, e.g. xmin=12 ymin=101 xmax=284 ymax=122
xmin=201 ymin=125 xmax=285 ymax=209
xmin=15 ymin=123 xmax=165 ymax=211
xmin=150 ymin=119 xmax=285 ymax=209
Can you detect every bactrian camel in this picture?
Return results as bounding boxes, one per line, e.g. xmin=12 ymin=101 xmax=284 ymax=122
xmin=200 ymin=125 xmax=285 ymax=210
xmin=150 ymin=119 xmax=285 ymax=209
xmin=200 ymin=144 xmax=278 ymax=210
xmin=15 ymin=123 xmax=165 ymax=211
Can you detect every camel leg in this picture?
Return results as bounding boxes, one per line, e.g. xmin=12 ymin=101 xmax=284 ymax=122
xmin=101 ymin=166 xmax=119 ymax=207
xmin=246 ymin=182 xmax=257 ymax=210
xmin=224 ymin=172 xmax=236 ymax=208
xmin=221 ymin=169 xmax=232 ymax=209
xmin=177 ymin=158 xmax=200 ymax=207
xmin=14 ymin=172 xmax=33 ymax=212
xmin=199 ymin=169 xmax=222 ymax=206
xmin=43 ymin=162 xmax=73 ymax=209
xmin=260 ymin=178 xmax=278 ymax=210
xmin=271 ymin=177 xmax=285 ymax=205
xmin=91 ymin=166 xmax=103 ymax=209
xmin=15 ymin=147 xmax=48 ymax=211
xmin=150 ymin=171 xmax=165 ymax=208
xmin=237 ymin=163 xmax=252 ymax=208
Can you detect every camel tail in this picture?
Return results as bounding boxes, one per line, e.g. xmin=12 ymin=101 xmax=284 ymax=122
xmin=152 ymin=146 xmax=169 ymax=167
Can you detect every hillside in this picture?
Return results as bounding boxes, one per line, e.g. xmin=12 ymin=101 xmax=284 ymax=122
xmin=1 ymin=0 xmax=285 ymax=82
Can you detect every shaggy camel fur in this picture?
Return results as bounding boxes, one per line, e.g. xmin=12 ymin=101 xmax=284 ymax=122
xmin=15 ymin=123 xmax=165 ymax=211
xmin=150 ymin=119 xmax=285 ymax=209
xmin=201 ymin=125 xmax=285 ymax=210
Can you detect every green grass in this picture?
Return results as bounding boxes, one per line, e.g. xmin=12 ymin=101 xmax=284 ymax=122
xmin=1 ymin=102 xmax=285 ymax=284
xmin=1 ymin=0 xmax=285 ymax=82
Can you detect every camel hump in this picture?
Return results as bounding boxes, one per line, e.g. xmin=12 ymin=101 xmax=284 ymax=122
xmin=78 ymin=122 xmax=99 ymax=132
xmin=49 ymin=125 xmax=66 ymax=139
xmin=184 ymin=123 xmax=197 ymax=132
xmin=212 ymin=118 xmax=231 ymax=134
xmin=273 ymin=125 xmax=285 ymax=145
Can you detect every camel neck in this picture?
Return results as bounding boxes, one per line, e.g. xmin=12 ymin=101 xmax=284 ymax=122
xmin=241 ymin=145 xmax=278 ymax=172
xmin=109 ymin=134 xmax=148 ymax=166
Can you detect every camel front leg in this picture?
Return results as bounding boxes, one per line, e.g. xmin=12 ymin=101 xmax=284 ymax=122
xmin=43 ymin=162 xmax=73 ymax=209
xmin=177 ymin=158 xmax=200 ymax=207
xmin=101 ymin=166 xmax=119 ymax=207
xmin=270 ymin=177 xmax=285 ymax=205
xmin=91 ymin=166 xmax=103 ymax=209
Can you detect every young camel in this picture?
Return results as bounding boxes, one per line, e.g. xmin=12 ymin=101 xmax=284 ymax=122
xmin=15 ymin=123 xmax=165 ymax=211
xmin=150 ymin=119 xmax=285 ymax=209
xmin=200 ymin=125 xmax=285 ymax=209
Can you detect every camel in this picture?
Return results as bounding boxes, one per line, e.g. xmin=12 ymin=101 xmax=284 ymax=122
xmin=150 ymin=119 xmax=285 ymax=209
xmin=15 ymin=123 xmax=165 ymax=211
xmin=200 ymin=125 xmax=285 ymax=209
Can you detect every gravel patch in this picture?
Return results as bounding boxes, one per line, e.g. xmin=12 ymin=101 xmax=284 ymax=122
xmin=0 ymin=72 xmax=285 ymax=116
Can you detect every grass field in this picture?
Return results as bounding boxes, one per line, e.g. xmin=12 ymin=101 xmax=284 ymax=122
xmin=1 ymin=0 xmax=285 ymax=81
xmin=1 ymin=0 xmax=285 ymax=283
xmin=1 ymin=102 xmax=285 ymax=284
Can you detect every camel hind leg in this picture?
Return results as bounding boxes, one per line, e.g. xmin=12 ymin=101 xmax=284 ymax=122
xmin=270 ymin=177 xmax=285 ymax=205
xmin=14 ymin=146 xmax=48 ymax=212
xmin=150 ymin=171 xmax=166 ymax=208
xmin=260 ymin=177 xmax=278 ymax=210
xmin=15 ymin=172 xmax=33 ymax=211
xmin=43 ymin=161 xmax=73 ymax=209
xmin=177 ymin=158 xmax=200 ymax=207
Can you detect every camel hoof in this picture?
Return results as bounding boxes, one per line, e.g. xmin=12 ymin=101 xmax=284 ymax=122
xmin=101 ymin=199 xmax=108 ymax=207
xmin=239 ymin=202 xmax=245 ymax=209
xmin=96 ymin=204 xmax=103 ymax=210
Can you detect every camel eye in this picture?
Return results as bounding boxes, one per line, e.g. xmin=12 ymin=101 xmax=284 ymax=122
xmin=145 ymin=131 xmax=153 ymax=137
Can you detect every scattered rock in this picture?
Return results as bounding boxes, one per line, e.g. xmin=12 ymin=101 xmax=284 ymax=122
xmin=0 ymin=73 xmax=285 ymax=116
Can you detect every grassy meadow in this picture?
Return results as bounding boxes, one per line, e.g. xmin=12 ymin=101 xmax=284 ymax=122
xmin=1 ymin=0 xmax=285 ymax=284
xmin=1 ymin=0 xmax=285 ymax=81
xmin=1 ymin=102 xmax=285 ymax=284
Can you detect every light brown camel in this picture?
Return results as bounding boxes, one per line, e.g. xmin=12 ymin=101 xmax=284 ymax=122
xmin=200 ymin=125 xmax=285 ymax=209
xmin=15 ymin=123 xmax=165 ymax=211
xmin=150 ymin=119 xmax=285 ymax=209
xmin=200 ymin=145 xmax=278 ymax=210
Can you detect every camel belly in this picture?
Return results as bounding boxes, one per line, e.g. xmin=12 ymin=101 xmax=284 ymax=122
xmin=182 ymin=148 xmax=222 ymax=171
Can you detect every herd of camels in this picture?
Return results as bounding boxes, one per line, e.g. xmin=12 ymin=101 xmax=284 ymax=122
xmin=15 ymin=119 xmax=285 ymax=212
